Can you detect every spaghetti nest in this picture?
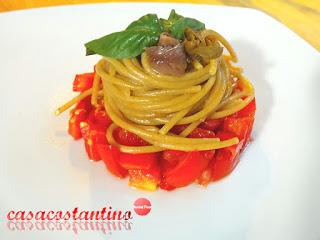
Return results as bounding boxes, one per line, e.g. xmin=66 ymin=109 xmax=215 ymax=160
xmin=56 ymin=30 xmax=254 ymax=153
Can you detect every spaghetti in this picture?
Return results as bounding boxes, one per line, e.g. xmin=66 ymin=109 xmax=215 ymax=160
xmin=56 ymin=32 xmax=254 ymax=153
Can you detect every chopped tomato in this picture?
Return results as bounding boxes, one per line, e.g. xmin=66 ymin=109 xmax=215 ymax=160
xmin=68 ymin=109 xmax=88 ymax=140
xmin=159 ymin=159 xmax=177 ymax=191
xmin=188 ymin=127 xmax=216 ymax=138
xmin=118 ymin=152 xmax=159 ymax=170
xmin=85 ymin=107 xmax=112 ymax=130
xmin=223 ymin=116 xmax=252 ymax=141
xmin=80 ymin=121 xmax=108 ymax=161
xmin=234 ymin=99 xmax=256 ymax=118
xmin=97 ymin=144 xmax=127 ymax=178
xmin=188 ymin=128 xmax=216 ymax=162
xmin=113 ymin=128 xmax=149 ymax=146
xmin=170 ymin=124 xmax=188 ymax=135
xmin=211 ymin=131 xmax=244 ymax=181
xmin=196 ymin=168 xmax=212 ymax=186
xmin=128 ymin=168 xmax=160 ymax=191
xmin=159 ymin=181 xmax=176 ymax=191
xmin=73 ymin=73 xmax=95 ymax=92
xmin=68 ymin=96 xmax=92 ymax=140
xmin=223 ymin=99 xmax=256 ymax=150
xmin=162 ymin=150 xmax=186 ymax=165
xmin=92 ymin=108 xmax=113 ymax=127
xmin=162 ymin=151 xmax=209 ymax=188
xmin=199 ymin=118 xmax=224 ymax=132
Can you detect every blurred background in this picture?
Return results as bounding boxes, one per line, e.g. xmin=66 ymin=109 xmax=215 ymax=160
xmin=0 ymin=0 xmax=319 ymax=51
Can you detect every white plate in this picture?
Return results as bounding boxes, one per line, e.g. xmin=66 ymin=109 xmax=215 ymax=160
xmin=0 ymin=3 xmax=319 ymax=240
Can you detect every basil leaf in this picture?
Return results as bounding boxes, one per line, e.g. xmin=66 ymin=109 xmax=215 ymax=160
xmin=168 ymin=9 xmax=183 ymax=22
xmin=171 ymin=17 xmax=205 ymax=39
xmin=126 ymin=14 xmax=163 ymax=33
xmin=85 ymin=30 xmax=159 ymax=59
xmin=85 ymin=14 xmax=163 ymax=58
xmin=160 ymin=18 xmax=171 ymax=32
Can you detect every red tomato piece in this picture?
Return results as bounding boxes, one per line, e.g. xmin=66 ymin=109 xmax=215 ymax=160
xmin=170 ymin=124 xmax=188 ymax=135
xmin=80 ymin=121 xmax=108 ymax=161
xmin=234 ymin=99 xmax=256 ymax=118
xmin=159 ymin=159 xmax=177 ymax=191
xmin=73 ymin=73 xmax=95 ymax=92
xmin=188 ymin=127 xmax=216 ymax=138
xmin=159 ymin=181 xmax=176 ymax=191
xmin=118 ymin=152 xmax=159 ymax=170
xmin=188 ymin=128 xmax=216 ymax=162
xmin=113 ymin=128 xmax=149 ymax=146
xmin=163 ymin=151 xmax=209 ymax=188
xmin=84 ymin=107 xmax=112 ymax=131
xmin=211 ymin=131 xmax=244 ymax=181
xmin=196 ymin=168 xmax=212 ymax=186
xmin=162 ymin=150 xmax=187 ymax=165
xmin=68 ymin=96 xmax=93 ymax=140
xmin=68 ymin=109 xmax=88 ymax=140
xmin=223 ymin=99 xmax=256 ymax=151
xmin=223 ymin=116 xmax=252 ymax=141
xmin=93 ymin=108 xmax=113 ymax=127
xmin=97 ymin=144 xmax=127 ymax=178
xmin=199 ymin=118 xmax=224 ymax=132
xmin=128 ymin=168 xmax=160 ymax=191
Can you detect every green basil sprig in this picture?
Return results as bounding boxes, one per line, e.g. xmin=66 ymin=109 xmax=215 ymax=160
xmin=162 ymin=10 xmax=205 ymax=39
xmin=85 ymin=10 xmax=205 ymax=59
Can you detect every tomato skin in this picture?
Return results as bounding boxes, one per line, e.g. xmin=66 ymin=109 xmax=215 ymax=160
xmin=68 ymin=96 xmax=92 ymax=140
xmin=113 ymin=128 xmax=148 ymax=146
xmin=199 ymin=119 xmax=224 ymax=132
xmin=128 ymin=168 xmax=160 ymax=191
xmin=68 ymin=109 xmax=88 ymax=140
xmin=73 ymin=73 xmax=95 ymax=92
xmin=80 ymin=121 xmax=108 ymax=161
xmin=159 ymin=181 xmax=176 ymax=191
xmin=162 ymin=150 xmax=186 ymax=165
xmin=93 ymin=108 xmax=113 ymax=127
xmin=162 ymin=151 xmax=209 ymax=188
xmin=97 ymin=144 xmax=127 ymax=178
xmin=223 ymin=99 xmax=256 ymax=150
xmin=223 ymin=116 xmax=252 ymax=141
xmin=188 ymin=127 xmax=216 ymax=138
xmin=234 ymin=99 xmax=256 ymax=118
xmin=118 ymin=152 xmax=159 ymax=170
xmin=211 ymin=131 xmax=244 ymax=181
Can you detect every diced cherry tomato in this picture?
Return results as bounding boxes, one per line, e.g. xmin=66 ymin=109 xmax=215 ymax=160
xmin=162 ymin=150 xmax=186 ymax=165
xmin=196 ymin=168 xmax=212 ymax=186
xmin=223 ymin=116 xmax=252 ymax=141
xmin=97 ymin=144 xmax=127 ymax=178
xmin=234 ymin=99 xmax=256 ymax=118
xmin=85 ymin=108 xmax=112 ymax=131
xmin=188 ymin=128 xmax=216 ymax=161
xmin=199 ymin=119 xmax=224 ymax=132
xmin=159 ymin=181 xmax=176 ymax=191
xmin=93 ymin=108 xmax=113 ymax=127
xmin=211 ymin=131 xmax=244 ymax=181
xmin=188 ymin=127 xmax=216 ymax=138
xmin=170 ymin=124 xmax=188 ymax=135
xmin=80 ymin=121 xmax=108 ymax=161
xmin=118 ymin=152 xmax=159 ymax=170
xmin=73 ymin=73 xmax=95 ymax=92
xmin=113 ymin=128 xmax=149 ymax=146
xmin=68 ymin=109 xmax=88 ymax=140
xmin=223 ymin=99 xmax=256 ymax=150
xmin=162 ymin=151 xmax=209 ymax=188
xmin=128 ymin=168 xmax=160 ymax=191
xmin=159 ymin=159 xmax=177 ymax=191
xmin=68 ymin=96 xmax=93 ymax=140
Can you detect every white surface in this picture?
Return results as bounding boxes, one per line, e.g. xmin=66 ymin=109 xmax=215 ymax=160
xmin=0 ymin=3 xmax=319 ymax=240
